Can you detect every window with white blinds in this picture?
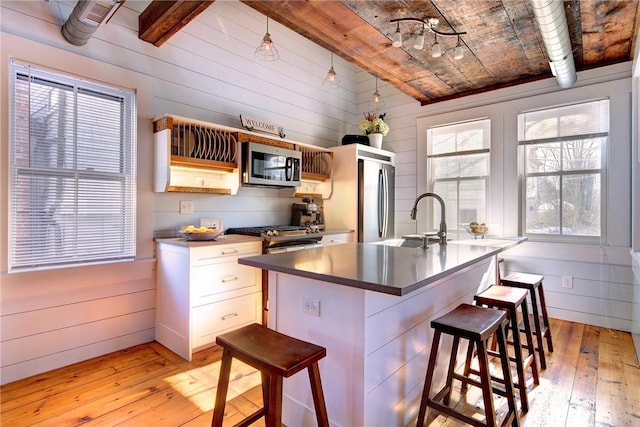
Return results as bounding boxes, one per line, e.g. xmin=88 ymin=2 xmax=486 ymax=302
xmin=9 ymin=60 xmax=136 ymax=272
xmin=427 ymin=118 xmax=490 ymax=232
xmin=518 ymin=99 xmax=608 ymax=240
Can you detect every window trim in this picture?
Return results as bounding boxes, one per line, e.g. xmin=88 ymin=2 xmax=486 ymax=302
xmin=517 ymin=99 xmax=608 ymax=244
xmin=8 ymin=59 xmax=137 ymax=272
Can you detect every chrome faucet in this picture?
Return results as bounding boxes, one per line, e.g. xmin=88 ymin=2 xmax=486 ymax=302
xmin=410 ymin=193 xmax=447 ymax=245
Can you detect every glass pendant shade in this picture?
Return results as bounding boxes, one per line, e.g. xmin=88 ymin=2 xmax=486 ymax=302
xmin=368 ymin=78 xmax=385 ymax=111
xmin=322 ymin=53 xmax=341 ymax=89
xmin=454 ymin=38 xmax=464 ymax=60
xmin=432 ymin=41 xmax=442 ymax=58
xmin=392 ymin=23 xmax=402 ymax=47
xmin=414 ymin=30 xmax=425 ymax=50
xmin=255 ymin=17 xmax=280 ymax=62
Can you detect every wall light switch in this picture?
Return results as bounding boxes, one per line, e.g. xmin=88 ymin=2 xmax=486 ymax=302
xmin=179 ymin=200 xmax=194 ymax=214
xmin=562 ymin=275 xmax=573 ymax=289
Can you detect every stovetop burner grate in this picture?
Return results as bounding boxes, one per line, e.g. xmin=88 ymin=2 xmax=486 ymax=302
xmin=226 ymin=225 xmax=308 ymax=236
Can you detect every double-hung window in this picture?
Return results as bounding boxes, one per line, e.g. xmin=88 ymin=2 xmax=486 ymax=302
xmin=517 ymin=99 xmax=608 ymax=240
xmin=9 ymin=60 xmax=137 ymax=272
xmin=427 ymin=118 xmax=490 ymax=232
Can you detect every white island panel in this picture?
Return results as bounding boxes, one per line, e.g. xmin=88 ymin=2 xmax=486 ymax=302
xmin=268 ymin=258 xmax=491 ymax=427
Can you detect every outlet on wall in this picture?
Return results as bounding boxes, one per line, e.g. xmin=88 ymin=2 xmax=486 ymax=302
xmin=302 ymin=298 xmax=320 ymax=316
xmin=562 ymin=275 xmax=573 ymax=289
xmin=179 ymin=200 xmax=194 ymax=214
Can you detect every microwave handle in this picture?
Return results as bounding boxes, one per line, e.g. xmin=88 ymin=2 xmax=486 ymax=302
xmin=285 ymin=157 xmax=293 ymax=181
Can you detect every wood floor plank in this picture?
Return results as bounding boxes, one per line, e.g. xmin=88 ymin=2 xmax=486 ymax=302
xmin=0 ymin=344 xmax=163 ymax=410
xmin=1 ymin=320 xmax=638 ymax=427
xmin=518 ymin=320 xmax=583 ymax=426
xmin=596 ymin=327 xmax=640 ymax=426
xmin=565 ymin=324 xmax=599 ymax=425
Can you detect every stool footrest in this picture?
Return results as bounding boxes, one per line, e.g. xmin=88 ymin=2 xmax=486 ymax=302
xmin=233 ymin=408 xmax=266 ymax=427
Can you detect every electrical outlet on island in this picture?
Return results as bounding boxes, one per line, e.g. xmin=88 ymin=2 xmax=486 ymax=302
xmin=200 ymin=218 xmax=223 ymax=230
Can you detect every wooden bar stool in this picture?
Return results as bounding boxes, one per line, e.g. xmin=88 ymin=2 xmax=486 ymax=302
xmin=468 ymin=285 xmax=540 ymax=413
xmin=211 ymin=323 xmax=329 ymax=427
xmin=417 ymin=303 xmax=519 ymax=427
xmin=501 ymin=272 xmax=554 ymax=369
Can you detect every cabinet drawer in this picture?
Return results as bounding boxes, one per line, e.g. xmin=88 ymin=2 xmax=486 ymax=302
xmin=192 ymin=262 xmax=258 ymax=304
xmin=321 ymin=232 xmax=352 ymax=246
xmin=192 ymin=293 xmax=260 ymax=349
xmin=190 ymin=242 xmax=261 ymax=267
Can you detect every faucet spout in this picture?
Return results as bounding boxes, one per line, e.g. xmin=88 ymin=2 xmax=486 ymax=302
xmin=410 ymin=192 xmax=447 ymax=245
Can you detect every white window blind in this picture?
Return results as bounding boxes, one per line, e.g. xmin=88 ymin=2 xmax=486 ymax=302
xmin=518 ymin=99 xmax=608 ymax=239
xmin=9 ymin=60 xmax=136 ymax=272
xmin=427 ymin=118 xmax=490 ymax=231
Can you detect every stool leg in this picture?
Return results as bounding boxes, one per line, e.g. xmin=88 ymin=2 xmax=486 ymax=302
xmin=475 ymin=338 xmax=498 ymax=427
xmin=520 ymin=301 xmax=539 ymax=385
xmin=528 ymin=288 xmax=547 ymax=369
xmin=417 ymin=329 xmax=442 ymax=427
xmin=265 ymin=374 xmax=283 ymax=427
xmin=537 ymin=283 xmax=554 ymax=352
xmin=211 ymin=348 xmax=233 ymax=427
xmin=508 ymin=306 xmax=528 ymax=413
xmin=461 ymin=338 xmax=475 ymax=392
xmin=442 ymin=336 xmax=460 ymax=405
xmin=307 ymin=362 xmax=329 ymax=427
xmin=495 ymin=322 xmax=519 ymax=427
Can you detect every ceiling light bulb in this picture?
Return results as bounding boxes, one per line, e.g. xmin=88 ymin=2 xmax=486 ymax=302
xmin=432 ymin=41 xmax=442 ymax=58
xmin=392 ymin=22 xmax=402 ymax=47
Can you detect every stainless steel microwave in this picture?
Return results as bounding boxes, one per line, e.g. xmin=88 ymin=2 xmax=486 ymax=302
xmin=242 ymin=142 xmax=301 ymax=187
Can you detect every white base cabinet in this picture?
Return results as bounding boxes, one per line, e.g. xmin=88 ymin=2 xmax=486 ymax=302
xmin=156 ymin=240 xmax=262 ymax=360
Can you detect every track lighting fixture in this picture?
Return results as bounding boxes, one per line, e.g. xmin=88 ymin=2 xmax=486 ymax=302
xmin=322 ymin=53 xmax=341 ymax=89
xmin=390 ymin=17 xmax=465 ymax=60
xmin=255 ymin=17 xmax=280 ymax=62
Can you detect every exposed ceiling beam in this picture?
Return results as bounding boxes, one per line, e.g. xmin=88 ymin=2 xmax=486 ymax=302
xmin=139 ymin=0 xmax=215 ymax=47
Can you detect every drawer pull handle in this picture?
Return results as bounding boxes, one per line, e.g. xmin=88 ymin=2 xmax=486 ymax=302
xmin=221 ymin=276 xmax=239 ymax=283
xmin=221 ymin=249 xmax=239 ymax=255
xmin=221 ymin=313 xmax=238 ymax=320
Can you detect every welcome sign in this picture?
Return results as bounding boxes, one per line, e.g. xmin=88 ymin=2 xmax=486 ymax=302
xmin=240 ymin=114 xmax=285 ymax=138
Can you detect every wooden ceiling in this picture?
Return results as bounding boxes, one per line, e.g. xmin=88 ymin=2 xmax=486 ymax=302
xmin=139 ymin=1 xmax=640 ymax=105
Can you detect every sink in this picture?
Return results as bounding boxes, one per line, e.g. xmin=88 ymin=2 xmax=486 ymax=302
xmin=373 ymin=237 xmax=450 ymax=248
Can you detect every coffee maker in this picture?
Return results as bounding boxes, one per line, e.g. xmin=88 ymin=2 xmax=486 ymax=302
xmin=291 ymin=197 xmax=324 ymax=230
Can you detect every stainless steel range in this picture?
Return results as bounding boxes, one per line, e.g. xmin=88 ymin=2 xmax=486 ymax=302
xmin=226 ymin=225 xmax=324 ymax=254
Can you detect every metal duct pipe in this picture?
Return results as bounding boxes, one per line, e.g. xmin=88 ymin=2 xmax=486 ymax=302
xmin=530 ymin=0 xmax=577 ymax=88
xmin=62 ymin=0 xmax=119 ymax=46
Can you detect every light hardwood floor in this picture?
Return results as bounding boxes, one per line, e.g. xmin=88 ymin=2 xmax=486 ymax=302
xmin=1 ymin=318 xmax=639 ymax=426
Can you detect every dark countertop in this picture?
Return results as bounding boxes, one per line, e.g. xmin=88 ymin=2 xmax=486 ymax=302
xmin=238 ymin=237 xmax=526 ymax=296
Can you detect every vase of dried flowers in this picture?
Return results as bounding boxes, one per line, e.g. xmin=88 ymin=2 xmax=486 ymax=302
xmin=359 ymin=112 xmax=389 ymax=149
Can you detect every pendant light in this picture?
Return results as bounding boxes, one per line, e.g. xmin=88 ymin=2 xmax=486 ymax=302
xmin=454 ymin=36 xmax=464 ymax=60
xmin=431 ymin=34 xmax=442 ymax=58
xmin=255 ymin=17 xmax=280 ymax=62
xmin=392 ymin=22 xmax=402 ymax=47
xmin=322 ymin=53 xmax=341 ymax=89
xmin=413 ymin=24 xmax=425 ymax=50
xmin=368 ymin=78 xmax=385 ymax=111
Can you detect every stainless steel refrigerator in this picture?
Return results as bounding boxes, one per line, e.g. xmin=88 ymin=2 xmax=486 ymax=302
xmin=324 ymin=144 xmax=395 ymax=243
xmin=358 ymin=158 xmax=394 ymax=242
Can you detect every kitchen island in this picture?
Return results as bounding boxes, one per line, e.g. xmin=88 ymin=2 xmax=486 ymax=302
xmin=238 ymin=238 xmax=525 ymax=427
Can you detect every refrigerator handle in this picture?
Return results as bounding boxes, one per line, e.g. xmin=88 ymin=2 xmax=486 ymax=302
xmin=379 ymin=169 xmax=389 ymax=237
